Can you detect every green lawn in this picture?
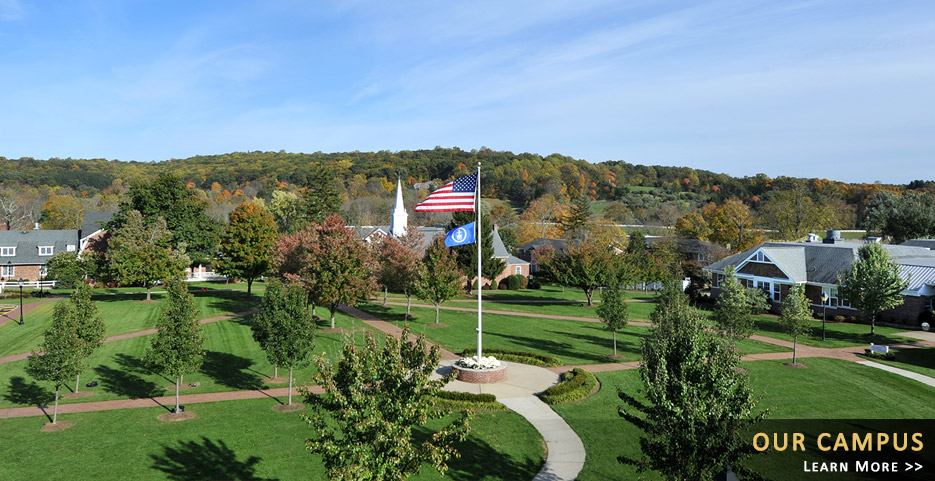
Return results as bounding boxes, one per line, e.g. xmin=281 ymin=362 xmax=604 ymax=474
xmin=0 ymin=312 xmax=382 ymax=409
xmin=749 ymin=314 xmax=913 ymax=348
xmin=362 ymin=303 xmax=649 ymax=364
xmin=553 ymin=357 xmax=935 ymax=481
xmin=861 ymin=347 xmax=935 ymax=380
xmin=0 ymin=398 xmax=543 ymax=481
xmin=0 ymin=290 xmax=259 ymax=357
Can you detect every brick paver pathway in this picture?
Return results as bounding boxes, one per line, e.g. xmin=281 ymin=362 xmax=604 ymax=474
xmin=338 ymin=305 xmax=459 ymax=360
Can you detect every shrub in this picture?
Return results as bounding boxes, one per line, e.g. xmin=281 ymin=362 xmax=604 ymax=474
xmin=457 ymin=347 xmax=562 ymax=367
xmin=431 ymin=390 xmax=506 ymax=411
xmin=861 ymin=349 xmax=896 ymax=361
xmin=527 ymin=278 xmax=542 ymax=289
xmin=506 ymin=275 xmax=521 ymax=290
xmin=497 ymin=280 xmax=509 ymax=290
xmin=538 ymin=368 xmax=599 ymax=405
xmin=833 ymin=315 xmax=846 ymax=323
xmin=517 ymin=275 xmax=529 ymax=289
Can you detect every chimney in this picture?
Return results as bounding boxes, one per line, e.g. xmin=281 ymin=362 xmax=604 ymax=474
xmin=823 ymin=230 xmax=841 ymax=244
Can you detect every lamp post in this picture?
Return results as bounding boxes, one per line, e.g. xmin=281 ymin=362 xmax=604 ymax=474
xmin=18 ymin=277 xmax=24 ymax=326
xmin=714 ymin=465 xmax=739 ymax=481
xmin=821 ymin=293 xmax=829 ymax=341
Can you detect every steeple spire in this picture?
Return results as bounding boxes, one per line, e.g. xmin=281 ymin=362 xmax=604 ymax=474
xmin=390 ymin=177 xmax=408 ymax=237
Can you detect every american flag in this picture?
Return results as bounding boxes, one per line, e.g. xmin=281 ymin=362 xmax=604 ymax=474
xmin=414 ymin=173 xmax=477 ymax=212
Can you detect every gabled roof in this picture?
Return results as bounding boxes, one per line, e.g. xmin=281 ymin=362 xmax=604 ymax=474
xmin=0 ymin=229 xmax=79 ymax=265
xmin=80 ymin=211 xmax=115 ymax=239
xmin=491 ymin=228 xmax=510 ymax=258
xmin=705 ymin=241 xmax=935 ymax=292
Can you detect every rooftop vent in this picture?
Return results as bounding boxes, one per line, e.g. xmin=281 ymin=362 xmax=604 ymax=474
xmin=823 ymin=230 xmax=842 ymax=244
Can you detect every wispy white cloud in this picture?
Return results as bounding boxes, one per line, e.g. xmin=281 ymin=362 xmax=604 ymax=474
xmin=0 ymin=0 xmax=24 ymax=20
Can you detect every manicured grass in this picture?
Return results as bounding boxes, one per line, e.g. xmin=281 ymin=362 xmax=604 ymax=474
xmin=860 ymin=347 xmax=935 ymax=380
xmin=361 ymin=303 xmax=650 ymax=365
xmin=0 ymin=398 xmax=543 ymax=481
xmin=0 ymin=290 xmax=259 ymax=357
xmin=554 ymin=358 xmax=935 ymax=481
xmin=750 ymin=314 xmax=914 ymax=348
xmin=0 ymin=312 xmax=382 ymax=409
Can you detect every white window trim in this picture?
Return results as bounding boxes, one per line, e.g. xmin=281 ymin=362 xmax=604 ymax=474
xmin=0 ymin=247 xmax=15 ymax=257
xmin=1 ymin=265 xmax=14 ymax=277
xmin=66 ymin=244 xmax=76 ymax=252
xmin=514 ymin=266 xmax=522 ymax=275
xmin=38 ymin=246 xmax=54 ymax=256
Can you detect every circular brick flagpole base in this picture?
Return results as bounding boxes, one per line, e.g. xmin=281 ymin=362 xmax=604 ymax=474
xmin=453 ymin=363 xmax=508 ymax=383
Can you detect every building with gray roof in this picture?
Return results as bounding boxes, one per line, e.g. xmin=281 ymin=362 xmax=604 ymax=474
xmin=704 ymin=234 xmax=935 ymax=324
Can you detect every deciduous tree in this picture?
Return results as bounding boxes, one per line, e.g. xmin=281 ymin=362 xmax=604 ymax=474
xmin=305 ymin=326 xmax=470 ymax=481
xmin=707 ymin=198 xmax=764 ymax=251
xmin=447 ymin=211 xmax=504 ymax=294
xmin=541 ymin=238 xmax=616 ymax=305
xmin=217 ymin=201 xmax=278 ymax=295
xmin=757 ymin=187 xmax=835 ymax=241
xmin=46 ymin=251 xmax=91 ymax=289
xmin=108 ymin=210 xmax=190 ymax=301
xmin=374 ymin=227 xmax=423 ymax=317
xmin=412 ymin=238 xmax=463 ymax=324
xmin=70 ymin=283 xmax=105 ymax=394
xmin=597 ymin=280 xmax=629 ymax=357
xmin=838 ymin=243 xmax=909 ymax=336
xmin=26 ymin=302 xmax=85 ymax=425
xmin=146 ymin=280 xmax=205 ymax=414
xmin=251 ymin=279 xmax=316 ymax=405
xmin=779 ymin=284 xmax=812 ymax=364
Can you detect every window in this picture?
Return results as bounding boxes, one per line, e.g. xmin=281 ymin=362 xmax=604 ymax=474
xmin=66 ymin=245 xmax=76 ymax=252
xmin=1 ymin=265 xmax=13 ymax=277
xmin=755 ymin=251 xmax=765 ymax=262
xmin=0 ymin=247 xmax=15 ymax=257
xmin=38 ymin=246 xmax=53 ymax=256
xmin=515 ymin=266 xmax=522 ymax=275
xmin=772 ymin=283 xmax=782 ymax=302
xmin=821 ymin=287 xmax=852 ymax=309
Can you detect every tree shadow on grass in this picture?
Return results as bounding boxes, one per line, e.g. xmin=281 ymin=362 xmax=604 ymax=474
xmin=197 ymin=291 xmax=257 ymax=317
xmin=357 ymin=304 xmax=414 ymax=323
xmin=151 ymin=436 xmax=278 ymax=481
xmin=200 ymin=351 xmax=264 ymax=390
xmin=545 ymin=327 xmax=645 ymax=361
xmin=411 ymin=425 xmax=543 ymax=481
xmin=3 ymin=376 xmax=54 ymax=407
xmin=94 ymin=355 xmax=161 ymax=399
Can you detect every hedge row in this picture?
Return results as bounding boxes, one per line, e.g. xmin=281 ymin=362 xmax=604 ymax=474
xmin=430 ymin=390 xmax=506 ymax=411
xmin=457 ymin=348 xmax=563 ymax=367
xmin=537 ymin=368 xmax=600 ymax=405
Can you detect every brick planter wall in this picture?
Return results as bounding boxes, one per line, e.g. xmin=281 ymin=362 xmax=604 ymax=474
xmin=453 ymin=363 xmax=508 ymax=384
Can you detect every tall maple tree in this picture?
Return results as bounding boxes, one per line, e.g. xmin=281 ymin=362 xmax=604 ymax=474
xmin=217 ymin=201 xmax=278 ymax=295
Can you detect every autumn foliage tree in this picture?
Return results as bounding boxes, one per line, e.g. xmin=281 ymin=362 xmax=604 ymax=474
xmin=275 ymin=215 xmax=376 ymax=329
xmin=217 ymin=201 xmax=279 ymax=295
xmin=374 ymin=227 xmax=423 ymax=317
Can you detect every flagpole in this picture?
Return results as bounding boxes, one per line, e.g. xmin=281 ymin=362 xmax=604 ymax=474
xmin=476 ymin=162 xmax=483 ymax=361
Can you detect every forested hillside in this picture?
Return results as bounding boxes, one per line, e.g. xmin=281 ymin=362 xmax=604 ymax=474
xmin=1 ymin=148 xmax=933 ymax=246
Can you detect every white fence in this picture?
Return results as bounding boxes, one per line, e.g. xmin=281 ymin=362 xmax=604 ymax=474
xmin=0 ymin=280 xmax=56 ymax=294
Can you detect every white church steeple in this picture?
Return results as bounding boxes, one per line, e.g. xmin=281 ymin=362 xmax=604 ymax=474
xmin=390 ymin=177 xmax=408 ymax=237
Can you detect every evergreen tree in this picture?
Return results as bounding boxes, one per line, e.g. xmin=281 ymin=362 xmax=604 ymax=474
xmin=305 ymin=326 xmax=470 ymax=481
xmin=838 ymin=243 xmax=909 ymax=336
xmin=26 ymin=302 xmax=85 ymax=425
xmin=713 ymin=266 xmax=770 ymax=341
xmin=560 ymin=194 xmax=592 ymax=238
xmin=146 ymin=280 xmax=205 ymax=414
xmin=447 ymin=211 xmax=504 ymax=293
xmin=301 ymin=165 xmax=342 ymax=225
xmin=619 ymin=281 xmax=765 ymax=480
xmin=779 ymin=284 xmax=813 ymax=364
xmin=251 ymin=279 xmax=316 ymax=405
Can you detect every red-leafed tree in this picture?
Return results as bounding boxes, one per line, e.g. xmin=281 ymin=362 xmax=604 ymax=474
xmin=374 ymin=227 xmax=423 ymax=318
xmin=275 ymin=215 xmax=377 ymax=329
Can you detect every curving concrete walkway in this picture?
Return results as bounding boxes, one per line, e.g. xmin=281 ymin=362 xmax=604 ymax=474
xmin=856 ymin=361 xmax=935 ymax=388
xmin=436 ymin=360 xmax=585 ymax=481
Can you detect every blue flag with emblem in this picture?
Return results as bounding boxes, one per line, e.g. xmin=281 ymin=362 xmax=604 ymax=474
xmin=445 ymin=222 xmax=476 ymax=247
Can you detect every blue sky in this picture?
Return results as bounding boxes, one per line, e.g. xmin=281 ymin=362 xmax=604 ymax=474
xmin=0 ymin=1 xmax=933 ymax=183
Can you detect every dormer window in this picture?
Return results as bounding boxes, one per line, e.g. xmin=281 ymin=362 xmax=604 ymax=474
xmin=39 ymin=246 xmax=54 ymax=256
xmin=67 ymin=245 xmax=76 ymax=252
xmin=0 ymin=247 xmax=15 ymax=257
